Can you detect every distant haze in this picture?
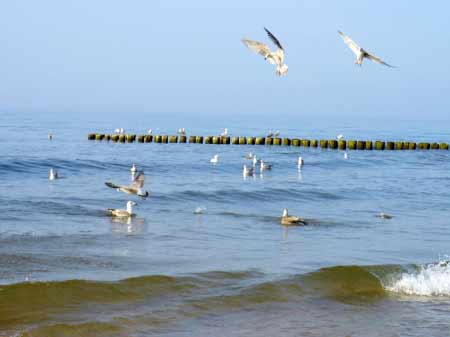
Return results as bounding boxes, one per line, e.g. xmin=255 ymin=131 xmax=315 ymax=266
xmin=1 ymin=1 xmax=449 ymax=120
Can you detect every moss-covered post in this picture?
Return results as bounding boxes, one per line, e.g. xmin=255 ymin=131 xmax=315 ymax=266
xmin=282 ymin=138 xmax=291 ymax=146
xmin=104 ymin=134 xmax=111 ymax=141
xmin=118 ymin=135 xmax=126 ymax=143
xmin=138 ymin=135 xmax=145 ymax=143
xmin=273 ymin=138 xmax=282 ymax=145
xmin=266 ymin=137 xmax=273 ymax=145
xmin=112 ymin=135 xmax=119 ymax=142
xmin=375 ymin=141 xmax=385 ymax=150
xmin=231 ymin=137 xmax=239 ymax=145
xmin=329 ymin=140 xmax=338 ymax=149
xmin=188 ymin=136 xmax=196 ymax=143
xmin=196 ymin=136 xmax=203 ymax=144
xmin=365 ymin=141 xmax=373 ymax=150
xmin=255 ymin=137 xmax=265 ymax=145
xmin=301 ymin=139 xmax=311 ymax=147
xmin=212 ymin=136 xmax=221 ymax=144
xmin=338 ymin=140 xmax=346 ymax=150
xmin=247 ymin=137 xmax=255 ymax=145
xmin=221 ymin=136 xmax=231 ymax=144
xmin=95 ymin=134 xmax=104 ymax=141
xmin=357 ymin=141 xmax=366 ymax=150
xmin=292 ymin=138 xmax=300 ymax=146
xmin=239 ymin=137 xmax=247 ymax=145
xmin=154 ymin=135 xmax=162 ymax=143
xmin=408 ymin=142 xmax=416 ymax=150
xmin=88 ymin=134 xmax=95 ymax=140
xmin=145 ymin=135 xmax=153 ymax=143
xmin=169 ymin=135 xmax=178 ymax=143
xmin=418 ymin=143 xmax=430 ymax=150
xmin=440 ymin=143 xmax=449 ymax=150
xmin=395 ymin=142 xmax=404 ymax=150
xmin=311 ymin=140 xmax=318 ymax=148
xmin=348 ymin=140 xmax=357 ymax=150
xmin=431 ymin=143 xmax=440 ymax=150
xmin=319 ymin=140 xmax=328 ymax=149
xmin=161 ymin=135 xmax=168 ymax=143
xmin=126 ymin=135 xmax=135 ymax=143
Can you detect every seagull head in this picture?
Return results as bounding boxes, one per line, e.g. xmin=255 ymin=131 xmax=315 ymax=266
xmin=282 ymin=208 xmax=289 ymax=217
xmin=277 ymin=64 xmax=288 ymax=76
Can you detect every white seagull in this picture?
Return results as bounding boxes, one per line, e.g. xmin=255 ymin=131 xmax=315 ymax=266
xmin=245 ymin=152 xmax=255 ymax=160
xmin=147 ymin=129 xmax=153 ymax=134
xmin=260 ymin=160 xmax=272 ymax=171
xmin=105 ymin=171 xmax=149 ymax=198
xmin=178 ymin=128 xmax=186 ymax=135
xmin=297 ymin=157 xmax=304 ymax=169
xmin=338 ymin=30 xmax=394 ymax=68
xmin=48 ymin=168 xmax=58 ymax=180
xmin=242 ymin=28 xmax=288 ymax=76
xmin=337 ymin=134 xmax=344 ymax=140
xmin=243 ymin=165 xmax=254 ymax=177
xmin=220 ymin=128 xmax=229 ymax=137
xmin=344 ymin=152 xmax=348 ymax=160
xmin=107 ymin=201 xmax=137 ymax=218
xmin=273 ymin=130 xmax=280 ymax=137
xmin=210 ymin=154 xmax=219 ymax=164
xmin=252 ymin=156 xmax=260 ymax=167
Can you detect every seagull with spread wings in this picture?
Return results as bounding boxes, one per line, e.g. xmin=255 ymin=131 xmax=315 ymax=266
xmin=242 ymin=27 xmax=288 ymax=76
xmin=105 ymin=171 xmax=149 ymax=198
xmin=338 ymin=30 xmax=394 ymax=68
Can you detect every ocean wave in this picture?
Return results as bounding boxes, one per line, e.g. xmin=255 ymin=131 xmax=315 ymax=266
xmin=385 ymin=260 xmax=450 ymax=297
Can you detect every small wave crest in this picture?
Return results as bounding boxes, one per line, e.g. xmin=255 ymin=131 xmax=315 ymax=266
xmin=385 ymin=259 xmax=450 ymax=297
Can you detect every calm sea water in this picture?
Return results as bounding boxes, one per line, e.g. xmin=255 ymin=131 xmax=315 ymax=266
xmin=0 ymin=112 xmax=449 ymax=337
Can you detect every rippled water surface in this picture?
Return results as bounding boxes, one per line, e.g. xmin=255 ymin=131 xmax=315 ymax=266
xmin=0 ymin=112 xmax=449 ymax=336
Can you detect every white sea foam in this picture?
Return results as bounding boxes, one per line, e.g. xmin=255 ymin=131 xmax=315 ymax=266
xmin=386 ymin=259 xmax=450 ymax=296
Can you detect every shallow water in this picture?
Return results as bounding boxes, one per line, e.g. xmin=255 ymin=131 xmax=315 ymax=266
xmin=0 ymin=112 xmax=449 ymax=336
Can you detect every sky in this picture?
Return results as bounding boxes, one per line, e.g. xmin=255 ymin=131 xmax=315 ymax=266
xmin=1 ymin=0 xmax=449 ymax=120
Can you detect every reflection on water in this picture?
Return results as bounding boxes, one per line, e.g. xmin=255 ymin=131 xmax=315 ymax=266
xmin=110 ymin=217 xmax=147 ymax=235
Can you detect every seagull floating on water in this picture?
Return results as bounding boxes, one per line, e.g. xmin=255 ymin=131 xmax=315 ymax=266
xmin=194 ymin=206 xmax=206 ymax=214
xmin=338 ymin=30 xmax=394 ymax=68
xmin=260 ymin=160 xmax=272 ymax=171
xmin=105 ymin=171 xmax=149 ymax=198
xmin=344 ymin=152 xmax=349 ymax=160
xmin=377 ymin=212 xmax=393 ymax=219
xmin=281 ymin=208 xmax=306 ymax=226
xmin=48 ymin=168 xmax=58 ymax=180
xmin=242 ymin=28 xmax=288 ymax=76
xmin=245 ymin=152 xmax=255 ymax=160
xmin=297 ymin=157 xmax=304 ymax=169
xmin=243 ymin=165 xmax=254 ymax=177
xmin=252 ymin=156 xmax=261 ymax=167
xmin=210 ymin=154 xmax=219 ymax=164
xmin=48 ymin=133 xmax=53 ymax=140
xmin=107 ymin=201 xmax=136 ymax=218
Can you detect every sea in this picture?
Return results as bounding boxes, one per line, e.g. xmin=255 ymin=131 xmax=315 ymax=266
xmin=0 ymin=112 xmax=449 ymax=337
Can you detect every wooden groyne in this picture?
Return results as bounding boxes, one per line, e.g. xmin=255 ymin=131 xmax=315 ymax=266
xmin=87 ymin=134 xmax=449 ymax=151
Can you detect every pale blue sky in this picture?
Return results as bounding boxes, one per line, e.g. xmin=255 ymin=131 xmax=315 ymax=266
xmin=1 ymin=1 xmax=449 ymax=119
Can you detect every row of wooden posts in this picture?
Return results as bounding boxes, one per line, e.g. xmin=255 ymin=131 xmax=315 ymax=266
xmin=88 ymin=134 xmax=449 ymax=150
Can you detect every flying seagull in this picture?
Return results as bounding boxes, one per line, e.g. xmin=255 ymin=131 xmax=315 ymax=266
xmin=242 ymin=28 xmax=288 ymax=76
xmin=105 ymin=171 xmax=149 ymax=198
xmin=338 ymin=30 xmax=394 ymax=68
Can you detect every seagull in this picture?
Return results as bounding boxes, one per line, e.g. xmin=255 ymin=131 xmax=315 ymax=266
xmin=337 ymin=134 xmax=344 ymax=140
xmin=48 ymin=133 xmax=53 ymax=140
xmin=344 ymin=152 xmax=348 ymax=160
xmin=194 ymin=206 xmax=206 ymax=214
xmin=377 ymin=212 xmax=393 ymax=219
xmin=245 ymin=152 xmax=255 ymax=160
xmin=210 ymin=154 xmax=219 ymax=164
xmin=130 ymin=163 xmax=137 ymax=174
xmin=178 ymin=128 xmax=186 ymax=135
xmin=266 ymin=131 xmax=274 ymax=138
xmin=48 ymin=168 xmax=58 ymax=180
xmin=260 ymin=160 xmax=272 ymax=171
xmin=297 ymin=157 xmax=304 ymax=169
xmin=242 ymin=28 xmax=288 ymax=76
xmin=114 ymin=128 xmax=121 ymax=133
xmin=273 ymin=130 xmax=280 ymax=137
xmin=220 ymin=128 xmax=229 ymax=137
xmin=280 ymin=208 xmax=306 ymax=226
xmin=107 ymin=201 xmax=137 ymax=218
xmin=105 ymin=171 xmax=149 ymax=198
xmin=338 ymin=30 xmax=394 ymax=67
xmin=147 ymin=129 xmax=153 ymax=134
xmin=252 ymin=156 xmax=260 ymax=167
xmin=243 ymin=165 xmax=254 ymax=177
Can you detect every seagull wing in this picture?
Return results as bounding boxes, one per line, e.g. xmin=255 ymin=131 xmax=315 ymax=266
xmin=338 ymin=30 xmax=362 ymax=56
xmin=242 ymin=39 xmax=274 ymax=62
xmin=264 ymin=27 xmax=283 ymax=51
xmin=365 ymin=52 xmax=395 ymax=68
xmin=131 ymin=171 xmax=145 ymax=189
xmin=105 ymin=182 xmax=120 ymax=189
